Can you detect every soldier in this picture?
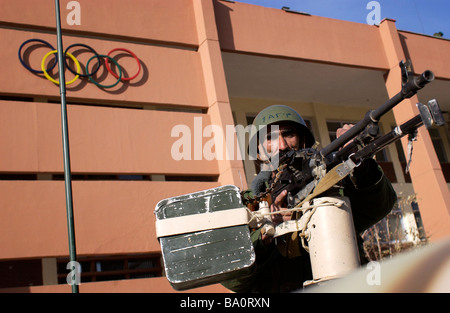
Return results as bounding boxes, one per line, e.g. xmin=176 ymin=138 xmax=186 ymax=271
xmin=222 ymin=105 xmax=397 ymax=292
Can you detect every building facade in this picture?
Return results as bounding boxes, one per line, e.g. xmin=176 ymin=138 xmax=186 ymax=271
xmin=0 ymin=0 xmax=449 ymax=292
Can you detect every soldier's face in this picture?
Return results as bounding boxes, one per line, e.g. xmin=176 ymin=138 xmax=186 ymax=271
xmin=262 ymin=123 xmax=305 ymax=155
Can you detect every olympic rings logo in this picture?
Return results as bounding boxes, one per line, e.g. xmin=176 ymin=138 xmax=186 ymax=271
xmin=18 ymin=39 xmax=141 ymax=88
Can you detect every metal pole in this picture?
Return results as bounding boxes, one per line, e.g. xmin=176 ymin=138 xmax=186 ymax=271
xmin=54 ymin=0 xmax=79 ymax=293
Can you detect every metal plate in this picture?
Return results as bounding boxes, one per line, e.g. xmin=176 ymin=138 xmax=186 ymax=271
xmin=154 ymin=185 xmax=255 ymax=290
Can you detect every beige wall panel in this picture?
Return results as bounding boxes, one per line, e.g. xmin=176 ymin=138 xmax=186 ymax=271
xmin=0 ymin=181 xmax=220 ymax=259
xmin=0 ymin=0 xmax=198 ymax=47
xmin=2 ymin=28 xmax=207 ymax=107
xmin=398 ymin=31 xmax=450 ymax=79
xmin=0 ymin=276 xmax=229 ymax=293
xmin=0 ymin=100 xmax=219 ymax=175
xmin=214 ymin=1 xmax=388 ymax=69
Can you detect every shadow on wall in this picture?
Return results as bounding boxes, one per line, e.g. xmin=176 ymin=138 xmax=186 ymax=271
xmin=213 ymin=0 xmax=235 ymax=50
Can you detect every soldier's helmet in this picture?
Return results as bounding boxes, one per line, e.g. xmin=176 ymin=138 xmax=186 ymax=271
xmin=248 ymin=105 xmax=315 ymax=159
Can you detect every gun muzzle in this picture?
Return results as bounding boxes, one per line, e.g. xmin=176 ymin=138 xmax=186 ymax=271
xmin=415 ymin=70 xmax=435 ymax=88
xmin=403 ymin=70 xmax=435 ymax=98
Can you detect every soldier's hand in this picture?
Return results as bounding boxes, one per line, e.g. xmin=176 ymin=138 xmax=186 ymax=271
xmin=336 ymin=124 xmax=354 ymax=147
xmin=270 ymin=190 xmax=292 ymax=225
xmin=261 ymin=190 xmax=291 ymax=244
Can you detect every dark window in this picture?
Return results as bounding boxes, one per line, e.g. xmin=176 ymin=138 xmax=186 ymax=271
xmin=0 ymin=259 xmax=43 ymax=288
xmin=56 ymin=253 xmax=163 ymax=284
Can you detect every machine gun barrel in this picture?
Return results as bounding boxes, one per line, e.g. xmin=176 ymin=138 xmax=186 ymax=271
xmin=351 ymin=114 xmax=423 ymax=163
xmin=319 ymin=68 xmax=434 ymax=160
xmin=329 ymin=99 xmax=444 ymax=169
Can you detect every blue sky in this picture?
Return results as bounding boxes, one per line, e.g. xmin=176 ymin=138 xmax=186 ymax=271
xmin=234 ymin=0 xmax=450 ymax=38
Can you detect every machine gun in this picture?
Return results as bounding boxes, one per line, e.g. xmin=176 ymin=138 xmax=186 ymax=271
xmin=154 ymin=61 xmax=444 ymax=291
xmin=239 ymin=61 xmax=445 ymax=287
xmin=254 ymin=61 xmax=444 ymax=212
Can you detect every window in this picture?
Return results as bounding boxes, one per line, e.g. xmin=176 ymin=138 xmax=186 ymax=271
xmin=304 ymin=119 xmax=313 ymax=134
xmin=327 ymin=121 xmax=351 ymax=143
xmin=56 ymin=253 xmax=163 ymax=284
xmin=246 ymin=114 xmax=256 ymax=128
xmin=52 ymin=174 xmax=152 ymax=180
xmin=411 ymin=201 xmax=427 ymax=240
xmin=361 ymin=200 xmax=427 ymax=261
xmin=0 ymin=259 xmax=43 ymax=288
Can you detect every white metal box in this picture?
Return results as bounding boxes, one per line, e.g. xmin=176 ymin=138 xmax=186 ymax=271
xmin=154 ymin=185 xmax=255 ymax=290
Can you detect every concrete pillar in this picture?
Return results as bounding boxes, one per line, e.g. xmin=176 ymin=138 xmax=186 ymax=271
xmin=379 ymin=18 xmax=450 ymax=241
xmin=193 ymin=0 xmax=248 ymax=189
